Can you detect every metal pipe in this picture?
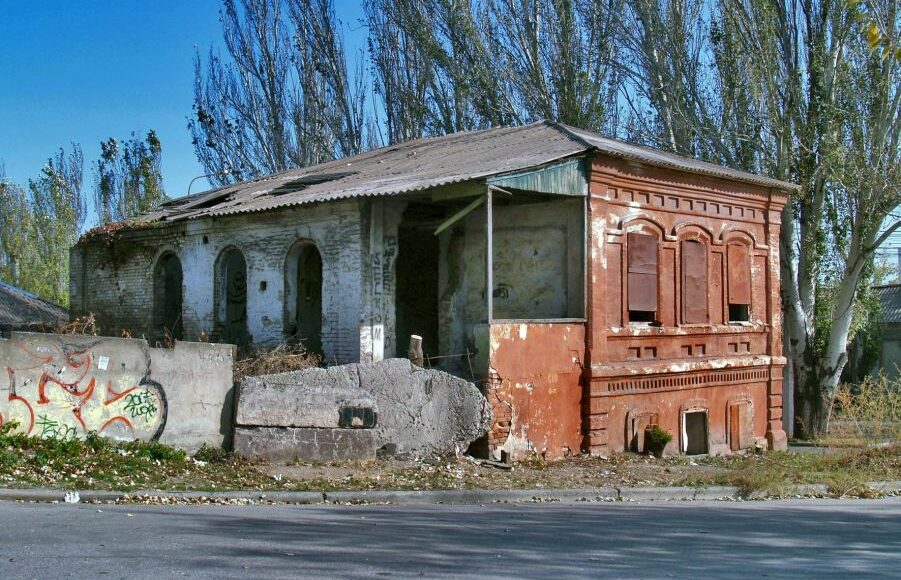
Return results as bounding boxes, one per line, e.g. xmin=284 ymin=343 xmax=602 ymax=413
xmin=486 ymin=185 xmax=494 ymax=323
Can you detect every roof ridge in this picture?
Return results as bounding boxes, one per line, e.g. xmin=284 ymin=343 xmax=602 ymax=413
xmin=544 ymin=120 xmax=597 ymax=149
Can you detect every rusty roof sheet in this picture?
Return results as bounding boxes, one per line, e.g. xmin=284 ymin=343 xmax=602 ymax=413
xmin=139 ymin=120 xmax=797 ymax=224
xmin=0 ymin=281 xmax=69 ymax=331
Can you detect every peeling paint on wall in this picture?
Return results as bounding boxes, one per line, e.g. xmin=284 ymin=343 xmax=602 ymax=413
xmin=487 ymin=323 xmax=585 ymax=460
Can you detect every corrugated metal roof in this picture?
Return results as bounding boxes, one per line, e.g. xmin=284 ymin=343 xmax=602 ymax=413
xmin=874 ymin=284 xmax=901 ymax=323
xmin=0 ymin=281 xmax=69 ymax=331
xmin=487 ymin=158 xmax=587 ymax=196
xmin=557 ymin=123 xmax=799 ymax=191
xmin=138 ymin=120 xmax=797 ymax=224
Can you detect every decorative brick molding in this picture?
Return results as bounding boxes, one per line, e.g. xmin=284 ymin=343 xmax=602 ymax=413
xmin=599 ymin=366 xmax=770 ymax=395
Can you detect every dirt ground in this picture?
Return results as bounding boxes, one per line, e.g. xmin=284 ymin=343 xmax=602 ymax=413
xmin=261 ymin=453 xmax=747 ymax=492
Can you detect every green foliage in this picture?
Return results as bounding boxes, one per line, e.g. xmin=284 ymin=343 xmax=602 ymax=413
xmin=0 ymin=427 xmax=275 ymax=492
xmin=94 ymin=131 xmax=167 ymax=224
xmin=0 ymin=146 xmax=84 ymax=306
xmin=645 ymin=424 xmax=672 ymax=457
xmin=699 ymin=447 xmax=900 ymax=498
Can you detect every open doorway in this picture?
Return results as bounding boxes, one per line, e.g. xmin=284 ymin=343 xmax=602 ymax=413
xmin=395 ymin=204 xmax=441 ymax=359
xmin=285 ymin=240 xmax=323 ymax=355
xmin=683 ymin=410 xmax=709 ymax=455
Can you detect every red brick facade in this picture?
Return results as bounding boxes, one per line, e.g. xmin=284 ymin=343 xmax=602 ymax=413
xmin=486 ymin=152 xmax=788 ymax=459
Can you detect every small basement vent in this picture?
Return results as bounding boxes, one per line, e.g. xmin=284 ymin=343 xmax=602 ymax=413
xmin=268 ymin=171 xmax=357 ymax=196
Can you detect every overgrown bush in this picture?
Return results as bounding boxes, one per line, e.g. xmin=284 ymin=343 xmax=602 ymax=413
xmin=830 ymin=374 xmax=901 ymax=446
xmin=645 ymin=425 xmax=673 ymax=458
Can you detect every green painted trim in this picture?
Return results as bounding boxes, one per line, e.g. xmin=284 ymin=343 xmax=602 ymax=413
xmin=487 ymin=158 xmax=587 ymax=196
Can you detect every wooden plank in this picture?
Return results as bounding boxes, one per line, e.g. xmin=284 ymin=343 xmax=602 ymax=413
xmin=627 ymin=232 xmax=658 ymax=312
xmin=681 ymin=240 xmax=708 ymax=323
xmin=727 ymin=243 xmax=751 ymax=305
xmin=433 ymin=195 xmax=485 ymax=236
xmin=729 ymin=404 xmax=741 ymax=451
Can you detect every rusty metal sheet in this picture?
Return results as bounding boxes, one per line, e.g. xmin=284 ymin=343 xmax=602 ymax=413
xmin=681 ymin=240 xmax=707 ymax=323
xmin=727 ymin=244 xmax=751 ymax=305
xmin=627 ymin=233 xmax=658 ymax=312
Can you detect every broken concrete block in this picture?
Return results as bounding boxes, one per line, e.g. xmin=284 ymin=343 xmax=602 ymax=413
xmin=236 ymin=366 xmax=376 ymax=428
xmin=354 ymin=358 xmax=491 ymax=457
xmin=233 ymin=359 xmax=491 ymax=459
xmin=233 ymin=427 xmax=376 ymax=462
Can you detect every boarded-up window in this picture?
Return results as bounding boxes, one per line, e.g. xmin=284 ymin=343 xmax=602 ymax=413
xmin=727 ymin=243 xmax=751 ymax=321
xmin=628 ymin=232 xmax=658 ymax=319
xmin=681 ymin=240 xmax=708 ymax=324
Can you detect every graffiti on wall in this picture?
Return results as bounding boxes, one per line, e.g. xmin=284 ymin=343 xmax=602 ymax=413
xmin=0 ymin=343 xmax=167 ymax=441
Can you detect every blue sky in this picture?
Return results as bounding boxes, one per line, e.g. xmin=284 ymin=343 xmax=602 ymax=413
xmin=0 ymin=0 xmax=366 ymax=205
xmin=1 ymin=1 xmax=897 ymax=261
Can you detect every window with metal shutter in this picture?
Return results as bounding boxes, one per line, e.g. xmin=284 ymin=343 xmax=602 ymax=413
xmin=627 ymin=232 xmax=658 ymax=320
xmin=727 ymin=243 xmax=751 ymax=321
xmin=681 ymin=240 xmax=708 ymax=323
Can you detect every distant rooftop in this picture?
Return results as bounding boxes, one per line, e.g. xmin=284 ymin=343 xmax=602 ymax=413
xmin=0 ymin=281 xmax=69 ymax=332
xmin=874 ymin=284 xmax=901 ymax=324
xmin=133 ymin=121 xmax=798 ymax=225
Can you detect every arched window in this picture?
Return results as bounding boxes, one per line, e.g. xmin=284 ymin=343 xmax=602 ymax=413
xmin=726 ymin=243 xmax=751 ymax=322
xmin=284 ymin=240 xmax=323 ymax=355
xmin=152 ymin=252 xmax=183 ymax=344
xmin=215 ymin=247 xmax=249 ymax=345
xmin=627 ymin=232 xmax=659 ymax=323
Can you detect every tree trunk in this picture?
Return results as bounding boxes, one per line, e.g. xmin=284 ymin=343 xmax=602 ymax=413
xmin=792 ymin=358 xmax=833 ymax=439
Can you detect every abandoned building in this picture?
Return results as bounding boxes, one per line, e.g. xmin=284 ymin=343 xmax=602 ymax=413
xmin=70 ymin=121 xmax=795 ymax=458
xmin=0 ymin=280 xmax=69 ymax=336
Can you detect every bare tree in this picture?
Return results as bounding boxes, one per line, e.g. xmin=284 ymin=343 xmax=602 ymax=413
xmin=365 ymin=0 xmax=434 ymax=142
xmin=191 ymin=0 xmax=367 ymax=186
xmin=365 ymin=0 xmax=622 ymax=143
xmin=481 ymin=0 xmax=621 ymax=130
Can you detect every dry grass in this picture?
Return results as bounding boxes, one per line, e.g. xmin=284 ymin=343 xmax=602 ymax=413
xmin=233 ymin=343 xmax=321 ymax=381
xmin=828 ymin=374 xmax=901 ymax=446
xmin=53 ymin=313 xmax=98 ymax=336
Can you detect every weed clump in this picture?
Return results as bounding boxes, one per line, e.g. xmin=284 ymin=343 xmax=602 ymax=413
xmin=830 ymin=375 xmax=901 ymax=446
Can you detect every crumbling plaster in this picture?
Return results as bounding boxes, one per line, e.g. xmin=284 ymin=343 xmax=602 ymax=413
xmin=72 ymin=200 xmax=364 ymax=364
xmin=435 ymin=197 xmax=584 ymax=379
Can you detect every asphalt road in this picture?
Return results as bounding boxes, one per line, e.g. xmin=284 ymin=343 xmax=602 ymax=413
xmin=0 ymin=498 xmax=898 ymax=579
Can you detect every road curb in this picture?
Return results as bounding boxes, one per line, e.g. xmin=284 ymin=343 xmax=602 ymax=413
xmin=0 ymin=480 xmax=897 ymax=506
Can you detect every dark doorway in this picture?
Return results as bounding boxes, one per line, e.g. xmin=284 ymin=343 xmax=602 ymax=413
xmin=217 ymin=247 xmax=249 ymax=345
xmin=396 ymin=208 xmax=440 ymax=359
xmin=290 ymin=243 xmax=323 ymax=355
xmin=684 ymin=410 xmax=709 ymax=455
xmin=152 ymin=252 xmax=183 ymax=344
